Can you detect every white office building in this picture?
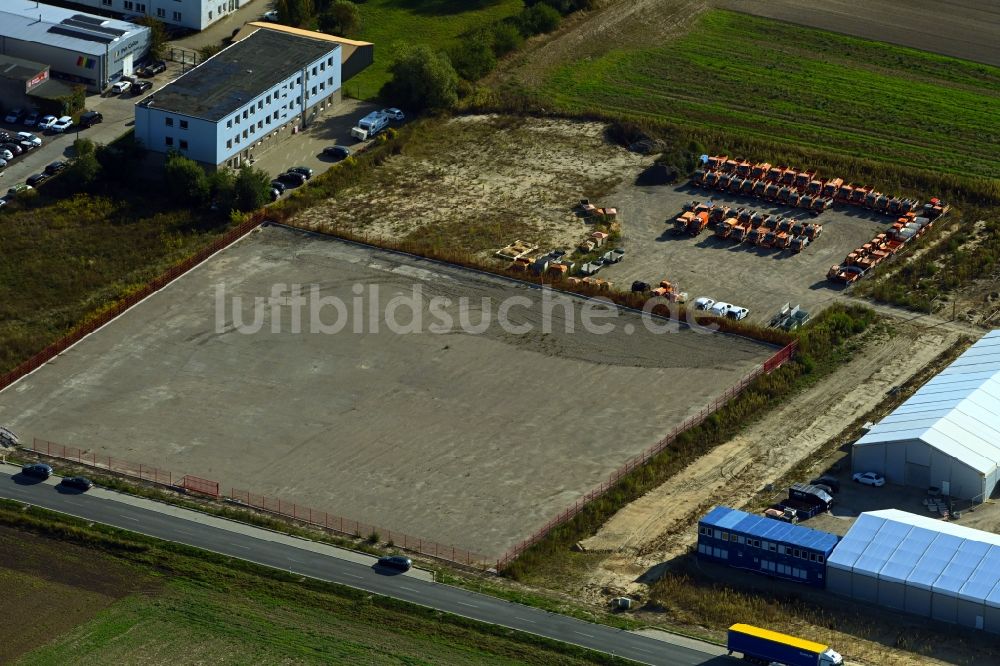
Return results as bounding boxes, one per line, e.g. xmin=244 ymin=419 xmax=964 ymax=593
xmin=0 ymin=2 xmax=150 ymax=92
xmin=134 ymin=28 xmax=341 ymax=169
xmin=59 ymin=0 xmax=246 ymax=32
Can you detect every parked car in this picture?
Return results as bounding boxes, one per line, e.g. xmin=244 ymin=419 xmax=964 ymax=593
xmin=37 ymin=115 xmax=58 ymax=131
xmin=377 ymin=555 xmax=412 ymax=572
xmin=277 ymin=171 xmax=307 ymax=187
xmin=44 ymin=161 xmax=68 ymax=175
xmin=6 ymin=183 xmax=33 ymax=197
xmin=262 ymin=9 xmax=280 ymax=21
xmin=4 ymin=108 xmax=24 ymax=124
xmin=0 ymin=158 xmax=7 ymax=169
xmin=270 ymin=187 xmax=281 ymax=201
xmin=710 ymin=301 xmax=733 ymax=317
xmin=0 ymin=149 xmax=12 ymax=161
xmin=16 ymin=131 xmax=41 ymax=147
xmin=51 ymin=116 xmax=73 ymax=133
xmin=383 ymin=107 xmax=405 ymax=121
xmin=23 ymin=111 xmax=39 ymax=127
xmin=21 ymin=463 xmax=52 ymax=479
xmin=323 ymin=145 xmax=350 ymax=160
xmin=853 ymin=472 xmax=886 ymax=487
xmin=270 ymin=180 xmax=286 ymax=194
xmin=694 ymin=297 xmax=715 ymax=310
xmin=726 ymin=305 xmax=749 ymax=320
xmin=26 ymin=173 xmax=49 ymax=187
xmin=61 ymin=476 xmax=94 ymax=491
xmin=111 ymin=80 xmax=132 ymax=94
xmin=145 ymin=60 xmax=166 ymax=75
xmin=133 ymin=80 xmax=152 ymax=94
xmin=288 ymin=166 xmax=313 ymax=179
xmin=79 ymin=111 xmax=103 ymax=128
xmin=2 ymin=143 xmax=23 ymax=156
xmin=631 ymin=280 xmax=650 ymax=293
xmin=810 ymin=475 xmax=840 ymax=493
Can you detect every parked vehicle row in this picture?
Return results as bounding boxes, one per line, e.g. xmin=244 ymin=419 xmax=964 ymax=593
xmin=19 ymin=464 xmax=94 ymax=490
xmin=693 ymin=297 xmax=750 ymax=320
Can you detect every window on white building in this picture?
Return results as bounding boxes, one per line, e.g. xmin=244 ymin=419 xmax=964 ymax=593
xmin=226 ymin=139 xmax=232 ymax=149
xmin=124 ymin=0 xmax=133 ymax=10
xmin=179 ymin=139 xmax=188 ymax=150
xmin=165 ymin=136 xmax=173 ymax=146
xmin=226 ymin=119 xmax=232 ymax=129
xmin=165 ymin=117 xmax=173 ymax=127
xmin=179 ymin=120 xmax=188 ymax=129
xmin=157 ymin=8 xmax=165 ymax=17
xmin=173 ymin=11 xmax=181 ymax=21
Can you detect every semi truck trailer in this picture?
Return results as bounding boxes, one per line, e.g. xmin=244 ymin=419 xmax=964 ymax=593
xmin=727 ymin=624 xmax=843 ymax=666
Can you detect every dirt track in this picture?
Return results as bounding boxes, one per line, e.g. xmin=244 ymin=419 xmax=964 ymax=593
xmin=717 ymin=0 xmax=1000 ymax=67
xmin=578 ymin=321 xmax=963 ymax=589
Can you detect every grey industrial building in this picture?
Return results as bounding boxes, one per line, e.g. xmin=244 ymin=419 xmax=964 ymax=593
xmin=853 ymin=330 xmax=1000 ymax=502
xmin=0 ymin=55 xmax=74 ymax=115
xmin=827 ymin=509 xmax=1000 ymax=633
xmin=0 ymin=2 xmax=150 ymax=93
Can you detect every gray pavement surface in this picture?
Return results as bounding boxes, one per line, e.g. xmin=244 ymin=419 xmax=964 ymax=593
xmin=0 ymin=463 xmax=730 ymax=666
xmin=0 ymin=226 xmax=774 ymax=559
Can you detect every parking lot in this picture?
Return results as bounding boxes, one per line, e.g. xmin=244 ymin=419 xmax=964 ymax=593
xmin=0 ymin=225 xmax=776 ymax=559
xmin=596 ymin=182 xmax=889 ymax=324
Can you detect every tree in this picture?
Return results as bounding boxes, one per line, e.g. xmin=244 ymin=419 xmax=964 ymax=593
xmin=64 ymin=153 xmax=101 ymax=189
xmin=381 ymin=44 xmax=458 ymax=112
xmin=318 ymin=0 xmax=361 ymax=36
xmin=164 ymin=153 xmax=210 ymax=206
xmin=490 ymin=22 xmax=524 ymax=57
xmin=136 ymin=17 xmax=168 ymax=60
xmin=518 ymin=3 xmax=561 ymax=36
xmin=275 ymin=0 xmax=316 ymax=27
xmin=448 ymin=36 xmax=496 ymax=81
xmin=208 ymin=169 xmax=236 ymax=212
xmin=73 ymin=138 xmax=96 ymax=157
xmin=233 ymin=165 xmax=272 ymax=212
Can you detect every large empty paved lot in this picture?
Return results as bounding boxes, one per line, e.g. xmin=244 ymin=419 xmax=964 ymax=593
xmin=0 ymin=226 xmax=774 ymax=558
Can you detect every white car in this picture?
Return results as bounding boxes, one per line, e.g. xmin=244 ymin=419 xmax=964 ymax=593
xmin=0 ymin=150 xmax=12 ymax=161
xmin=111 ymin=80 xmax=131 ymax=94
xmin=383 ymin=107 xmax=405 ymax=121
xmin=710 ymin=301 xmax=733 ymax=317
xmin=853 ymin=472 xmax=886 ymax=487
xmin=16 ymin=132 xmax=41 ymax=147
xmin=262 ymin=9 xmax=279 ymax=21
xmin=0 ymin=157 xmax=7 ymax=168
xmin=726 ymin=305 xmax=749 ymax=320
xmin=693 ymin=297 xmax=715 ymax=311
xmin=51 ymin=116 xmax=73 ymax=133
xmin=38 ymin=115 xmax=58 ymax=131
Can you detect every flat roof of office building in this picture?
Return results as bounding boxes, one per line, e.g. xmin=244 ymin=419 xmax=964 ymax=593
xmin=0 ymin=55 xmax=47 ymax=82
xmin=0 ymin=1 xmax=145 ymax=57
xmin=140 ymin=29 xmax=338 ymax=122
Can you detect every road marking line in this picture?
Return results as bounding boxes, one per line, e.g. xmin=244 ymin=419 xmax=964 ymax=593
xmin=399 ymin=586 xmax=418 ymax=592
xmin=574 ymin=631 xmax=595 ymax=638
xmin=514 ymin=617 xmax=536 ymax=624
xmin=457 ymin=601 xmax=478 ymax=608
xmin=119 ymin=514 xmax=140 ymax=521
xmin=228 ymin=543 xmax=250 ymax=549
xmin=287 ymin=557 xmax=302 ymax=563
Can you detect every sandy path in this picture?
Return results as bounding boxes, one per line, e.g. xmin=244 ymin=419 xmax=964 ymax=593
xmin=579 ymin=323 xmax=961 ymax=593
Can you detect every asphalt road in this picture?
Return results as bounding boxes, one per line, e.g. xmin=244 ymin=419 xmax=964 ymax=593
xmin=0 ymin=467 xmax=730 ymax=666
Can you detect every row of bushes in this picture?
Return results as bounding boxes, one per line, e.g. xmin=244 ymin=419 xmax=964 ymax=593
xmin=381 ymin=0 xmax=593 ymax=112
xmin=501 ymin=303 xmax=874 ymax=581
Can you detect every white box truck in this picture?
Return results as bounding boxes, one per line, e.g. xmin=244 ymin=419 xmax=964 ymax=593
xmin=350 ymin=111 xmax=390 ymax=141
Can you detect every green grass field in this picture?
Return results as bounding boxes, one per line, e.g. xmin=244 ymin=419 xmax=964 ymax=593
xmin=349 ymin=0 xmax=524 ymax=99
xmin=0 ymin=507 xmax=622 ymax=665
xmin=0 ymin=193 xmax=229 ymax=375
xmin=534 ymin=10 xmax=1000 ymax=178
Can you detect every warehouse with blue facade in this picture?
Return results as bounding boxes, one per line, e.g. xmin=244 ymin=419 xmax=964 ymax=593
xmin=697 ymin=506 xmax=839 ymax=587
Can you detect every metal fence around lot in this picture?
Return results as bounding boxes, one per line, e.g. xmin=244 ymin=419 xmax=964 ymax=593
xmin=29 ymin=438 xmax=175 ymax=486
xmin=227 ymin=489 xmax=490 ymax=567
xmin=494 ymin=340 xmax=797 ymax=570
xmin=0 ymin=216 xmax=262 ymax=395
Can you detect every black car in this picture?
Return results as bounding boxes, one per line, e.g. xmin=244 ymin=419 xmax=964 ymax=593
xmin=323 ymin=145 xmax=350 ymax=160
xmin=44 ymin=161 xmax=67 ymax=175
xmin=21 ymin=463 xmax=53 ymax=479
xmin=270 ymin=180 xmax=286 ymax=193
xmin=270 ymin=188 xmax=281 ymax=201
xmin=26 ymin=173 xmax=49 ymax=187
xmin=61 ymin=476 xmax=94 ymax=491
xmin=1 ymin=142 xmax=23 ymax=156
xmin=133 ymin=80 xmax=152 ymax=94
xmin=147 ymin=60 xmax=167 ymax=75
xmin=287 ymin=166 xmax=313 ymax=179
xmin=79 ymin=111 xmax=103 ymax=128
xmin=810 ymin=475 xmax=840 ymax=493
xmin=377 ymin=555 xmax=412 ymax=572
xmin=277 ymin=171 xmax=307 ymax=187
